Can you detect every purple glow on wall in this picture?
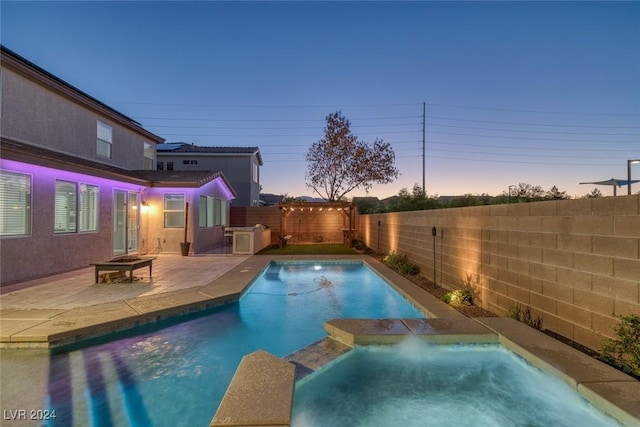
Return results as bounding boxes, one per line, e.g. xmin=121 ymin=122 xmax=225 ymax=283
xmin=211 ymin=177 xmax=235 ymax=200
xmin=0 ymin=159 xmax=146 ymax=193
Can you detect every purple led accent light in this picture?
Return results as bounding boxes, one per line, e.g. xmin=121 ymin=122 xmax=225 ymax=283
xmin=0 ymin=159 xmax=146 ymax=193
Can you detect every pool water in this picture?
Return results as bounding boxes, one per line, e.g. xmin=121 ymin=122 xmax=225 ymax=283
xmin=292 ymin=339 xmax=620 ymax=427
xmin=15 ymin=261 xmax=424 ymax=426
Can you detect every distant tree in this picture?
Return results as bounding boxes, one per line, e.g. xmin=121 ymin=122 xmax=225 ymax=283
xmin=582 ymin=188 xmax=603 ymax=198
xmin=545 ymin=185 xmax=570 ymax=200
xmin=305 ymin=111 xmax=399 ymax=201
xmin=352 ymin=197 xmax=380 ymax=214
xmin=500 ymin=182 xmax=545 ymax=203
xmin=385 ymin=184 xmax=439 ymax=212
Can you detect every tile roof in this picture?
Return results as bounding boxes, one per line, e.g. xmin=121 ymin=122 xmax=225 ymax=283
xmin=157 ymin=143 xmax=259 ymax=154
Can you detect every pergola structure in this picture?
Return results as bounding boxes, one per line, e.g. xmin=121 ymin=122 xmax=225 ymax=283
xmin=278 ymin=201 xmax=356 ymax=246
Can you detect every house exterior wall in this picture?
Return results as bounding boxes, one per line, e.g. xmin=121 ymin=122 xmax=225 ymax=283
xmin=157 ymin=153 xmax=261 ymax=206
xmin=0 ymin=158 xmax=146 ymax=285
xmin=358 ymin=196 xmax=640 ymax=351
xmin=1 ymin=66 xmax=159 ymax=170
xmin=142 ymin=177 xmax=232 ymax=255
xmin=0 ymin=48 xmax=236 ymax=285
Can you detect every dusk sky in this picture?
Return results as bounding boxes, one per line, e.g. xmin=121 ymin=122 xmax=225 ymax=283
xmin=2 ymin=1 xmax=639 ymax=199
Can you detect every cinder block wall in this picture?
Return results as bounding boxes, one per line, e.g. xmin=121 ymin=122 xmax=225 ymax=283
xmin=230 ymin=207 xmax=282 ymax=243
xmin=359 ymin=196 xmax=640 ymax=351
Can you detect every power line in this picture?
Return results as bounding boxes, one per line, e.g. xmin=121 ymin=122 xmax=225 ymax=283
xmin=114 ymin=101 xmax=422 ymax=108
xmin=427 ymin=140 xmax=638 ymax=152
xmin=426 ymin=155 xmax=622 ymax=167
xmin=147 ymin=122 xmax=421 ymax=130
xmin=427 ymin=115 xmax=640 ymax=129
xmin=428 ymin=148 xmax=630 ymax=160
xmin=426 ymin=102 xmax=639 ymax=117
xmin=116 ymin=98 xmax=635 ymax=117
xmin=427 ymin=123 xmax=638 ymax=136
xmin=135 ymin=115 xmax=420 ymax=122
xmin=158 ymin=130 xmax=422 ymax=137
xmin=427 ymin=131 xmax=638 ymax=144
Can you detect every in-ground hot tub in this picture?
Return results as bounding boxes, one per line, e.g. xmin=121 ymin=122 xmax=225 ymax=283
xmin=292 ymin=339 xmax=621 ymax=427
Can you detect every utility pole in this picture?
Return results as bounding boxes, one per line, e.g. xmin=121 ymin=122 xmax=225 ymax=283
xmin=422 ymin=101 xmax=426 ymax=196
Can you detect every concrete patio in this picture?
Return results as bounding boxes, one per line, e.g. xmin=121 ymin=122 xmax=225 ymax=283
xmin=0 ymin=254 xmax=255 ymax=347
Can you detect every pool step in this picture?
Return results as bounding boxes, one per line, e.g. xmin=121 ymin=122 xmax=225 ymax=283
xmin=285 ymin=337 xmax=352 ymax=381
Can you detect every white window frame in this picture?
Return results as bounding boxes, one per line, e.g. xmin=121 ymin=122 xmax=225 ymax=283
xmin=198 ymin=195 xmax=217 ymax=228
xmin=143 ymin=143 xmax=155 ymax=170
xmin=55 ymin=180 xmax=77 ymax=233
xmin=79 ymin=183 xmax=99 ymax=232
xmin=164 ymin=193 xmax=185 ymax=228
xmin=220 ymin=199 xmax=228 ymax=226
xmin=97 ymin=121 xmax=113 ymax=159
xmin=0 ymin=170 xmax=31 ymax=237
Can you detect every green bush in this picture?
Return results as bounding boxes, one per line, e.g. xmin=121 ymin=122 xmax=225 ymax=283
xmin=399 ymin=261 xmax=420 ymax=276
xmin=383 ymin=251 xmax=405 ymax=268
xmin=601 ymin=314 xmax=640 ymax=379
xmin=383 ymin=251 xmax=419 ymax=276
xmin=507 ymin=304 xmax=542 ymax=330
xmin=441 ymin=289 xmax=473 ymax=306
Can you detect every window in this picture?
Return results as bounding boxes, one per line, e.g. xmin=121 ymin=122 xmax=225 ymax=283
xmin=198 ymin=196 xmax=216 ymax=228
xmin=0 ymin=171 xmax=31 ymax=237
xmin=199 ymin=196 xmax=207 ymax=227
xmin=190 ymin=160 xmax=198 ymax=165
xmin=167 ymin=161 xmax=174 ymax=171
xmin=97 ymin=121 xmax=112 ymax=159
xmin=164 ymin=193 xmax=185 ymax=228
xmin=55 ymin=180 xmax=77 ymax=233
xmin=144 ymin=143 xmax=155 ymax=170
xmin=157 ymin=161 xmax=164 ymax=170
xmin=253 ymin=163 xmax=258 ymax=183
xmin=214 ymin=198 xmax=221 ymax=226
xmin=79 ymin=184 xmax=99 ymax=232
xmin=55 ymin=181 xmax=99 ymax=234
xmin=220 ymin=199 xmax=228 ymax=226
xmin=208 ymin=197 xmax=215 ymax=226
xmin=183 ymin=160 xmax=190 ymax=165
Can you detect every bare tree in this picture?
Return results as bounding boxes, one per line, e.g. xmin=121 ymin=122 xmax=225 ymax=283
xmin=305 ymin=111 xmax=399 ymax=201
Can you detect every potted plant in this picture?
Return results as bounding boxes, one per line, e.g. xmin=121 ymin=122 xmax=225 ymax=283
xmin=180 ymin=202 xmax=191 ymax=256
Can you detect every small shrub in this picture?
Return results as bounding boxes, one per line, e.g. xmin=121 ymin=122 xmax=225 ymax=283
xmin=383 ymin=251 xmax=419 ymax=276
xmin=399 ymin=261 xmax=419 ymax=276
xmin=507 ymin=304 xmax=542 ymax=330
xmin=600 ymin=314 xmax=640 ymax=378
xmin=383 ymin=251 xmax=405 ymax=268
xmin=441 ymin=289 xmax=473 ymax=306
xmin=352 ymin=240 xmax=371 ymax=253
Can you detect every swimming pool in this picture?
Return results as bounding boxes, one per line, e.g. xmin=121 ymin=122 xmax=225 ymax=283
xmin=292 ymin=339 xmax=620 ymax=427
xmin=3 ymin=260 xmax=424 ymax=426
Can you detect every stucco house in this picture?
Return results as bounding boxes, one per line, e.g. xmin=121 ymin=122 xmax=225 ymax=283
xmin=0 ymin=46 xmax=235 ymax=285
xmin=156 ymin=143 xmax=263 ymax=207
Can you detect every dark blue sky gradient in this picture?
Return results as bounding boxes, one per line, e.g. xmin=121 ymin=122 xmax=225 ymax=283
xmin=3 ymin=1 xmax=639 ymax=198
